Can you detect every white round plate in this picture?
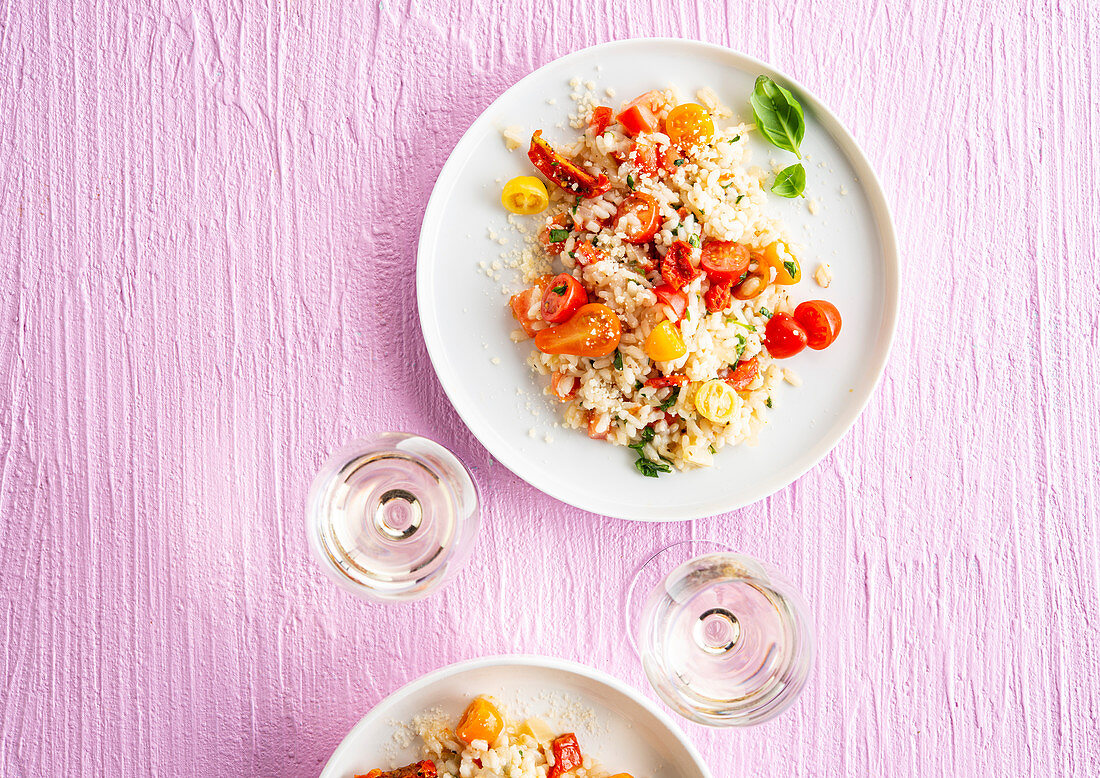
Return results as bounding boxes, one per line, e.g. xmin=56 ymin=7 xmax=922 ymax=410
xmin=417 ymin=38 xmax=898 ymax=521
xmin=320 ymin=655 xmax=712 ymax=778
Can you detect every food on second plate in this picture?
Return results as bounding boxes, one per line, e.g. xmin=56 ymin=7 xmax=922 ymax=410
xmin=500 ymin=79 xmax=844 ymax=476
xmin=357 ymin=695 xmax=635 ymax=778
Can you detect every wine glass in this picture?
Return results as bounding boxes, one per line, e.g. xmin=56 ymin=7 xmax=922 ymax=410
xmin=625 ymin=540 xmax=814 ymax=726
xmin=306 ymin=433 xmax=480 ymax=602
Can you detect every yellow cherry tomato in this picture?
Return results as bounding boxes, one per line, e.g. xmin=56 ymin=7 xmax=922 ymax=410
xmin=664 ymin=103 xmax=715 ymax=149
xmin=693 ymin=379 xmax=740 ymax=424
xmin=764 ymin=240 xmax=802 ymax=284
xmin=501 ymin=176 xmax=549 ymax=214
xmin=645 ymin=320 xmax=687 ymax=362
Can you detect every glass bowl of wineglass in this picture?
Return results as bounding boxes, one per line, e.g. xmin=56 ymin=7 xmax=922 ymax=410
xmin=306 ymin=433 xmax=480 ymax=602
xmin=625 ymin=540 xmax=815 ymax=726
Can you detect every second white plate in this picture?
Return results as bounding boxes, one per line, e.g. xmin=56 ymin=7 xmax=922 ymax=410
xmin=416 ymin=38 xmax=898 ymax=521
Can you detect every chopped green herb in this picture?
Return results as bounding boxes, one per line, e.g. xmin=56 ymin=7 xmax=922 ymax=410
xmin=725 ymin=318 xmax=756 ymax=332
xmin=732 ymin=134 xmax=741 ymax=142
xmin=634 ymin=457 xmax=672 ymax=478
xmin=709 ymin=445 xmax=718 ymax=454
xmin=549 ymin=228 xmax=569 ymax=243
xmin=568 ymin=250 xmax=576 ymax=259
xmin=671 ymin=226 xmax=679 ymax=236
xmin=684 ymin=308 xmax=691 ymax=321
xmin=759 ymin=307 xmax=773 ymax=319
xmin=571 ymin=204 xmax=578 ymax=215
xmin=635 ymin=380 xmax=644 ymax=390
xmin=735 ymin=334 xmax=746 ymax=358
xmin=613 ymin=350 xmax=623 ymax=370
xmin=783 ymin=260 xmax=797 ymax=278
xmin=765 ymin=397 xmax=773 ymax=408
xmin=674 ymin=158 xmax=686 ymax=166
xmin=735 ymin=194 xmax=746 ymax=204
xmin=688 ymin=235 xmax=700 ymax=247
xmin=659 ymin=387 xmax=681 ymax=411
xmin=627 ymin=174 xmax=636 ymax=190
xmin=551 ymin=284 xmax=567 ymax=295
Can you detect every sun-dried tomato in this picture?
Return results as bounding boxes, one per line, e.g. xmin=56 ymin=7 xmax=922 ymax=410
xmin=704 ymin=280 xmax=732 ymax=313
xmin=528 ymin=131 xmax=611 ymax=197
xmin=659 ymin=240 xmax=699 ymax=291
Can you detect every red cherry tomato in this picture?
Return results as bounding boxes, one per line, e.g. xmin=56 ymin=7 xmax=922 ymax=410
xmin=616 ymin=91 xmax=663 ymax=136
xmin=586 ymin=412 xmax=609 ymax=440
xmin=793 ymin=300 xmax=842 ymax=350
xmin=720 ymin=357 xmax=759 ymax=391
xmin=541 ymin=273 xmax=587 ymax=324
xmin=700 ymin=240 xmax=751 ymax=283
xmin=764 ymin=313 xmax=808 ymax=358
xmin=508 ymin=274 xmax=554 ymax=337
xmin=614 ymin=192 xmax=660 ymax=244
xmin=588 ymin=106 xmax=613 ymax=135
xmin=535 ymin=303 xmax=622 ymax=358
xmin=538 ymin=215 xmax=571 ymax=255
xmin=547 ymin=734 xmax=584 ymax=778
xmin=572 ymin=240 xmax=607 ymax=267
xmin=652 ymin=284 xmax=688 ymax=320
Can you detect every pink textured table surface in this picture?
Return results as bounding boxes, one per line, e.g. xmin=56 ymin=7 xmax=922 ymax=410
xmin=2 ymin=0 xmax=1098 ymax=775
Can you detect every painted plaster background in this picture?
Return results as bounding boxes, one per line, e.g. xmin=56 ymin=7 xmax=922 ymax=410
xmin=1 ymin=0 xmax=1098 ymax=775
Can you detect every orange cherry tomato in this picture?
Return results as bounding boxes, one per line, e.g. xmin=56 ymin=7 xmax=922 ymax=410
xmin=541 ymin=273 xmax=587 ymax=324
xmin=731 ymin=254 xmax=770 ymax=300
xmin=613 ymin=192 xmax=660 ymax=244
xmin=509 ymin=274 xmax=554 ymax=336
xmin=586 ymin=411 xmax=609 ymax=440
xmin=456 ymin=697 xmax=505 ymax=746
xmin=616 ymin=91 xmax=663 ymax=136
xmin=535 ymin=303 xmax=622 ymax=358
xmin=665 ymin=103 xmax=714 ymax=149
xmin=793 ymin=300 xmax=842 ymax=349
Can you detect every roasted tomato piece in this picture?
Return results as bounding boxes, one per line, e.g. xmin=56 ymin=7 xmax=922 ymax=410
xmin=616 ymin=91 xmax=663 ymax=136
xmin=703 ymin=280 xmax=731 ymax=313
xmin=550 ymin=372 xmax=578 ymax=401
xmin=628 ymin=141 xmax=660 ymax=178
xmin=586 ymin=411 xmax=610 ymax=440
xmin=356 ymin=760 xmax=437 ymax=778
xmin=653 ymin=284 xmax=688 ymax=320
xmin=572 ymin=240 xmax=607 ymax=267
xmin=548 ymin=733 xmax=585 ymax=778
xmin=509 ymin=274 xmax=554 ymax=336
xmin=700 ymin=240 xmax=751 ymax=283
xmin=644 ymin=374 xmax=689 ymax=388
xmin=528 ymin=130 xmax=611 ymax=197
xmin=764 ymin=313 xmax=808 ymax=358
xmin=588 ymin=105 xmax=613 ymax=135
xmin=541 ymin=273 xmax=588 ymax=324
xmin=534 ymin=303 xmax=622 ymax=358
xmin=659 ymin=240 xmax=699 ymax=291
xmin=793 ymin=300 xmax=842 ymax=350
xmin=720 ymin=357 xmax=759 ymax=391
xmin=613 ymin=192 xmax=660 ymax=244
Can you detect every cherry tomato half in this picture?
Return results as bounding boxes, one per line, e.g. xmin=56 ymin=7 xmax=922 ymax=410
xmin=535 ymin=303 xmax=622 ymax=358
xmin=628 ymin=141 xmax=660 ymax=178
xmin=665 ymin=103 xmax=715 ymax=149
xmin=509 ymin=274 xmax=554 ymax=336
xmin=614 ymin=192 xmax=660 ymax=244
xmin=653 ymin=284 xmax=688 ymax=320
xmin=764 ymin=313 xmax=808 ymax=358
xmin=720 ymin=357 xmax=759 ymax=391
xmin=700 ymin=240 xmax=751 ymax=283
xmin=541 ymin=273 xmax=587 ymax=324
xmin=794 ymin=300 xmax=842 ymax=350
xmin=616 ymin=91 xmax=663 ymax=136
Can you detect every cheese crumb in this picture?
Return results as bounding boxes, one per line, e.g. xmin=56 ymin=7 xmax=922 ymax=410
xmin=814 ymin=263 xmax=832 ymax=288
xmin=807 ymin=199 xmax=820 ymax=215
xmin=782 ymin=368 xmax=802 ymax=387
xmin=491 ymin=357 xmax=501 ymax=365
xmin=501 ymin=125 xmax=523 ymax=151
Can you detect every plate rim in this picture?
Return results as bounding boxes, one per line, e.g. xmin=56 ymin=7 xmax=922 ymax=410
xmin=319 ymin=653 xmax=714 ymax=778
xmin=416 ymin=37 xmax=900 ymax=521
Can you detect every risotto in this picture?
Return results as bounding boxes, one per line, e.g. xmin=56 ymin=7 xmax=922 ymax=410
xmin=357 ymin=695 xmax=633 ymax=778
xmin=501 ymin=82 xmax=842 ymax=476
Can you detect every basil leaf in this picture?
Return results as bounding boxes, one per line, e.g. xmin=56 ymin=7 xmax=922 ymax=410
xmin=552 ymin=284 xmax=567 ymax=295
xmin=771 ymin=163 xmax=806 ymax=198
xmin=549 ymin=228 xmax=569 ymax=242
xmin=750 ymin=75 xmax=805 ymax=158
xmin=783 ymin=260 xmax=797 ymax=277
xmin=673 ymin=158 xmax=685 ymax=166
xmin=627 ymin=174 xmax=636 ymax=190
xmin=613 ymin=350 xmax=623 ymax=370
